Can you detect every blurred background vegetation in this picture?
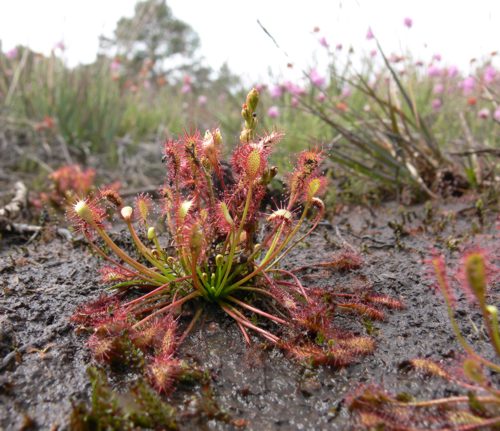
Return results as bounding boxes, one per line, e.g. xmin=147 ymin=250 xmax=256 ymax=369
xmin=0 ymin=0 xmax=499 ymax=205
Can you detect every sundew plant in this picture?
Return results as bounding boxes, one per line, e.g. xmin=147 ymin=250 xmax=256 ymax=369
xmin=70 ymin=89 xmax=401 ymax=392
xmin=348 ymin=250 xmax=500 ymax=430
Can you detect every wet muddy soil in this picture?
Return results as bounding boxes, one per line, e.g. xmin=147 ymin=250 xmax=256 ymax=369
xmin=0 ymin=196 xmax=498 ymax=430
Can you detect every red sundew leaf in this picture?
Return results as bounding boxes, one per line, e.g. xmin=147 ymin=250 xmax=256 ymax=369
xmin=147 ymin=354 xmax=182 ymax=394
xmin=70 ymin=294 xmax=120 ymax=327
xmin=50 ymin=164 xmax=95 ymax=197
xmin=364 ymin=294 xmax=405 ymax=310
xmin=98 ymin=187 xmax=123 ymax=209
xmin=134 ymin=193 xmax=154 ymax=223
xmin=100 ymin=266 xmax=136 ymax=283
xmin=337 ymin=302 xmax=386 ymax=320
xmin=400 ymin=358 xmax=452 ymax=380
xmin=455 ymin=248 xmax=494 ymax=304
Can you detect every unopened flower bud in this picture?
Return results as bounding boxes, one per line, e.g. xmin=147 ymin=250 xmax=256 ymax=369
xmin=240 ymin=129 xmax=252 ymax=143
xmin=121 ymin=206 xmax=133 ymax=221
xmin=215 ymin=254 xmax=224 ymax=266
xmin=246 ymin=88 xmax=260 ymax=112
xmin=213 ymin=128 xmax=222 ymax=147
xmin=147 ymin=226 xmax=156 ymax=240
xmin=241 ymin=105 xmax=251 ymax=122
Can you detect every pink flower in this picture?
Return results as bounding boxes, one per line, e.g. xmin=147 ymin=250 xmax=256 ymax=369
xmin=427 ymin=65 xmax=441 ymax=78
xmin=431 ymin=99 xmax=442 ymax=111
xmin=267 ymin=106 xmax=280 ymax=118
xmin=341 ymin=86 xmax=351 ymax=98
xmin=336 ymin=43 xmax=343 ymax=51
xmin=110 ymin=59 xmax=121 ymax=72
xmin=269 ymin=85 xmax=283 ymax=99
xmin=291 ymin=97 xmax=299 ymax=108
xmin=484 ymin=66 xmax=496 ymax=84
xmin=433 ymin=53 xmax=442 ymax=62
xmin=197 ymin=95 xmax=207 ymax=106
xmin=319 ymin=36 xmax=329 ymax=48
xmin=447 ymin=65 xmax=458 ymax=78
xmin=53 ymin=40 xmax=66 ymax=51
xmin=309 ymin=68 xmax=326 ymax=88
xmin=254 ymin=83 xmax=266 ymax=92
xmin=494 ymin=107 xmax=500 ymax=122
xmin=403 ymin=17 xmax=413 ymax=28
xmin=461 ymin=77 xmax=475 ymax=95
xmin=181 ymin=84 xmax=191 ymax=94
xmin=370 ymin=49 xmax=377 ymax=57
xmin=317 ymin=93 xmax=326 ymax=103
xmin=284 ymin=81 xmax=305 ymax=96
xmin=6 ymin=48 xmax=17 ymax=60
xmin=433 ymin=83 xmax=444 ymax=94
xmin=366 ymin=27 xmax=374 ymax=40
xmin=478 ymin=108 xmax=490 ymax=119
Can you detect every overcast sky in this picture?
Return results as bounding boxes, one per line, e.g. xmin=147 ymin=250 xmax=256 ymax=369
xmin=1 ymin=0 xmax=499 ymax=83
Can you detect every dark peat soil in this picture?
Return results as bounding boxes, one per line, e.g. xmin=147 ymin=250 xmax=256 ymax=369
xmin=0 ymin=197 xmax=498 ymax=430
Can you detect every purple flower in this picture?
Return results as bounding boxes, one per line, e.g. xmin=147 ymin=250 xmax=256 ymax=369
xmin=494 ymin=107 xmax=500 ymax=122
xmin=433 ymin=83 xmax=444 ymax=95
xmin=197 ymin=95 xmax=207 ymax=106
xmin=6 ymin=48 xmax=18 ymax=60
xmin=181 ymin=84 xmax=191 ymax=94
xmin=319 ymin=36 xmax=329 ymax=48
xmin=267 ymin=106 xmax=280 ymax=118
xmin=309 ymin=68 xmax=326 ymax=88
xmin=366 ymin=27 xmax=374 ymax=40
xmin=370 ymin=49 xmax=377 ymax=57
xmin=269 ymin=85 xmax=283 ymax=99
xmin=427 ymin=65 xmax=441 ymax=78
xmin=336 ymin=43 xmax=343 ymax=51
xmin=447 ymin=65 xmax=459 ymax=78
xmin=484 ymin=66 xmax=496 ymax=84
xmin=460 ymin=77 xmax=475 ymax=95
xmin=431 ymin=99 xmax=442 ymax=111
xmin=478 ymin=108 xmax=490 ymax=119
xmin=403 ymin=17 xmax=413 ymax=28
xmin=432 ymin=53 xmax=442 ymax=62
xmin=291 ymin=97 xmax=299 ymax=108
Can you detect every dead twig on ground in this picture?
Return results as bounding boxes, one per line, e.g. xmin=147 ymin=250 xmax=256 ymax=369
xmin=0 ymin=181 xmax=27 ymax=219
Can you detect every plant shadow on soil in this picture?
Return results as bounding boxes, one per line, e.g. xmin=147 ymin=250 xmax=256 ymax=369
xmin=0 ymin=197 xmax=498 ymax=430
